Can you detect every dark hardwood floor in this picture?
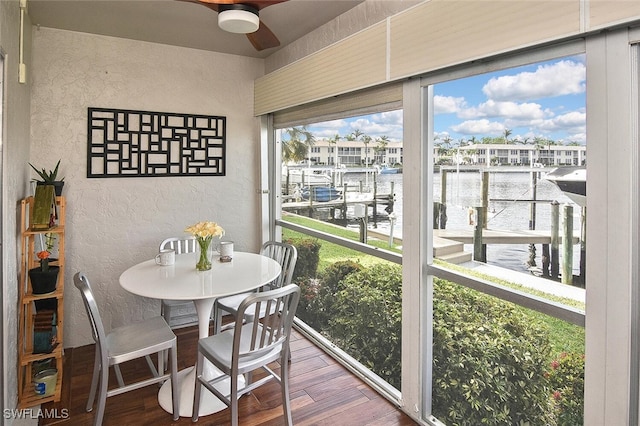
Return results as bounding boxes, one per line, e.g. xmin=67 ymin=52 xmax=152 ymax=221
xmin=41 ymin=325 xmax=417 ymax=425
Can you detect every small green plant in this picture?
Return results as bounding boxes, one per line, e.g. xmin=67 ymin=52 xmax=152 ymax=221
xmin=546 ymin=352 xmax=585 ymax=425
xmin=29 ymin=159 xmax=64 ymax=183
xmin=285 ymin=237 xmax=321 ymax=279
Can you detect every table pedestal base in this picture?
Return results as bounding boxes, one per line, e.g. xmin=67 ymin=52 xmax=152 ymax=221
xmin=158 ymin=364 xmax=244 ymax=418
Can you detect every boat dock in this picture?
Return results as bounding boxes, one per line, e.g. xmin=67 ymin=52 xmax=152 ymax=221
xmin=282 ymin=180 xmax=395 ymax=222
xmin=433 ymin=228 xmax=580 ymax=245
xmin=282 ymin=192 xmax=394 ymax=221
xmin=368 ymin=227 xmax=582 ymax=285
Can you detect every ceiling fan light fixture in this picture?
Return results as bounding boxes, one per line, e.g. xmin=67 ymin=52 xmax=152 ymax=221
xmin=218 ymin=4 xmax=259 ymax=34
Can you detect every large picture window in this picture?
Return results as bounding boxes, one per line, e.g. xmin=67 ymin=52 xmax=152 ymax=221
xmin=274 ymin=110 xmax=404 ymax=397
xmin=423 ymin=54 xmax=586 ymax=425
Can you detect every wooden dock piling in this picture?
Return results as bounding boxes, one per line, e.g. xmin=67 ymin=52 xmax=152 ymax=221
xmin=550 ymin=201 xmax=560 ymax=278
xmin=473 ymin=207 xmax=487 ymax=262
xmin=562 ymin=204 xmax=574 ymax=285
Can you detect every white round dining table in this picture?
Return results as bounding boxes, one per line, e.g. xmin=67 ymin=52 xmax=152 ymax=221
xmin=119 ymin=251 xmax=281 ymax=418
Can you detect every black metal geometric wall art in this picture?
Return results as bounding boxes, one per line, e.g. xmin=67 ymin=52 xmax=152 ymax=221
xmin=87 ymin=107 xmax=226 ymax=177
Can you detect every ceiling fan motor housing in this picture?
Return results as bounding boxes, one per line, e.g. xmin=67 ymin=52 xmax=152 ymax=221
xmin=218 ymin=4 xmax=260 ymax=34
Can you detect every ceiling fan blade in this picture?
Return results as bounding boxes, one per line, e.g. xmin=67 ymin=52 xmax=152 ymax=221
xmin=179 ymin=0 xmax=286 ymax=50
xmin=198 ymin=0 xmax=287 ymax=11
xmin=247 ymin=21 xmax=280 ymax=51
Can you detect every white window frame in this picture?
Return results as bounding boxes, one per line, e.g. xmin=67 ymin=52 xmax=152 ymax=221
xmin=261 ymin=28 xmax=640 ymax=424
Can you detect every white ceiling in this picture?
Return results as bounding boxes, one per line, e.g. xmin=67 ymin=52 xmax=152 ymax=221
xmin=27 ymin=0 xmax=364 ymax=58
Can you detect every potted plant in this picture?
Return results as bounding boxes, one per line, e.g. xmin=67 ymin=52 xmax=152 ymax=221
xmin=29 ymin=234 xmax=59 ymax=295
xmin=29 ymin=159 xmax=64 ymax=196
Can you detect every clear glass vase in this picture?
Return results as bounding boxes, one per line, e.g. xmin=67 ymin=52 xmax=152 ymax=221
xmin=195 ymin=237 xmax=213 ymax=271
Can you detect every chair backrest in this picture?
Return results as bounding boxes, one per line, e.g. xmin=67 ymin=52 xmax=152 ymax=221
xmin=260 ymin=241 xmax=297 ymax=291
xmin=73 ymin=272 xmax=107 ymax=357
xmin=233 ymin=284 xmax=301 ymax=364
xmin=160 ymin=236 xmax=197 ymax=254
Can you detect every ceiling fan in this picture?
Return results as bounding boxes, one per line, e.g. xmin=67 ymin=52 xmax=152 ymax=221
xmin=183 ymin=0 xmax=288 ymax=51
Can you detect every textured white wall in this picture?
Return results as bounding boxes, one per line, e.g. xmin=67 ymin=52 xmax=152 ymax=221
xmin=1 ymin=0 xmax=34 ymax=414
xmin=30 ymin=27 xmax=264 ymax=348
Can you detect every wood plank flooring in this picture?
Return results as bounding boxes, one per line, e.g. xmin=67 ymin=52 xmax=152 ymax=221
xmin=40 ymin=325 xmax=417 ymax=425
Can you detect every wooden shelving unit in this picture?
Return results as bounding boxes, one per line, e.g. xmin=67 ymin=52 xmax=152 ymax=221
xmin=17 ymin=196 xmax=65 ymax=408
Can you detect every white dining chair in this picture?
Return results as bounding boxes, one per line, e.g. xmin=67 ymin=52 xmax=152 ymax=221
xmin=73 ymin=272 xmax=179 ymax=426
xmin=213 ymin=241 xmax=297 ymax=334
xmin=159 ymin=236 xmax=198 ymax=328
xmin=192 ymin=284 xmax=301 ymax=426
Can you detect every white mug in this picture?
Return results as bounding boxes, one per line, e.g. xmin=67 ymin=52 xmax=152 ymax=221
xmin=155 ymin=249 xmax=175 ymax=266
xmin=218 ymin=241 xmax=234 ymax=262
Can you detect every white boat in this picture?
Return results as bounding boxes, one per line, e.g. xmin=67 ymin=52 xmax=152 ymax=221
xmin=544 ymin=166 xmax=586 ymax=207
xmin=282 ymin=166 xmax=332 ymax=186
xmin=373 ymin=164 xmax=401 ymax=174
xmin=379 ymin=165 xmax=401 ymax=174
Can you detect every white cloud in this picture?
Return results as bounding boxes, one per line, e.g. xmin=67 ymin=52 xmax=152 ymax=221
xmin=305 ymin=119 xmax=348 ymax=139
xmin=348 ymin=117 xmax=403 ymax=141
xmin=434 ymin=95 xmax=466 ymax=114
xmin=371 ymin=110 xmax=403 ymax=125
xmin=451 ymin=119 xmax=505 ymax=136
xmin=537 ymin=110 xmax=586 ymax=133
xmin=482 ymin=60 xmax=585 ymax=101
xmin=434 ymin=131 xmax=451 ymax=140
xmin=458 ymin=100 xmax=548 ymax=120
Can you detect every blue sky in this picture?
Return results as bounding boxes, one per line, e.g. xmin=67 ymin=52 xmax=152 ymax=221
xmin=307 ymin=55 xmax=586 ymax=145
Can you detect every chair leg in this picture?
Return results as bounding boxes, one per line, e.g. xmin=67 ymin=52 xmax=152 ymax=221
xmin=213 ymin=304 xmax=223 ymax=334
xmin=114 ymin=364 xmax=125 ymax=388
xmin=94 ymin=358 xmax=109 ymax=426
xmin=231 ymin=368 xmax=239 ymax=426
xmin=163 ymin=304 xmax=171 ymax=368
xmin=192 ymin=351 xmax=205 ymax=422
xmin=170 ymin=344 xmax=179 ymax=421
xmin=281 ymin=350 xmax=293 ymax=426
xmin=86 ymin=349 xmax=100 ymax=412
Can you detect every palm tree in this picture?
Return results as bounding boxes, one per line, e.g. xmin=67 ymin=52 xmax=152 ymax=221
xmin=533 ymin=136 xmax=547 ymax=165
xmin=346 ymin=129 xmax=363 ymax=142
xmin=282 ymin=126 xmax=316 ymax=164
xmin=328 ymin=133 xmax=341 ymax=166
xmin=361 ymin=134 xmax=372 ymax=166
xmin=374 ymin=135 xmax=389 ymax=163
xmin=503 ymin=128 xmax=512 ymax=144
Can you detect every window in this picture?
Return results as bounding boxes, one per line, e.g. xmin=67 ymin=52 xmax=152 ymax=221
xmin=425 ymin=53 xmax=586 ymax=424
xmin=274 ymin=110 xmax=404 ymax=398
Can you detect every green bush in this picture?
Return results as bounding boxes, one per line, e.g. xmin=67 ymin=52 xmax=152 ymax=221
xmin=328 ymin=264 xmax=402 ymax=389
xmin=317 ymin=261 xmax=363 ymax=322
xmin=295 ymin=258 xmax=579 ymax=425
xmin=295 ymin=260 xmax=363 ymax=332
xmin=295 ymin=276 xmax=321 ymax=328
xmin=546 ymin=352 xmax=585 ymax=425
xmin=432 ymin=278 xmax=553 ymax=426
xmin=285 ymin=237 xmax=321 ymax=279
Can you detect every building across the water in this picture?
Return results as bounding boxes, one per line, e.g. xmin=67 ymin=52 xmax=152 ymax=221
xmin=306 ymin=139 xmax=404 ymax=167
xmin=435 ymin=143 xmax=586 ymax=166
xmin=305 ymin=139 xmax=585 ymax=168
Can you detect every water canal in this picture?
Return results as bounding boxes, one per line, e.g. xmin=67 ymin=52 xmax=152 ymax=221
xmin=339 ymin=169 xmax=583 ymax=275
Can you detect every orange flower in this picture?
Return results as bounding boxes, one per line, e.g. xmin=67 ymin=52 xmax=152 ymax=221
xmin=37 ymin=250 xmax=51 ymax=260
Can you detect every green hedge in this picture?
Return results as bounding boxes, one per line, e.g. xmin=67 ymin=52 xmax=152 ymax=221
xmin=546 ymin=352 xmax=585 ymax=425
xmin=284 ymin=237 xmax=320 ymax=279
xmin=287 ymin=237 xmax=582 ymax=425
xmin=432 ymin=278 xmax=553 ymax=425
xmin=327 ymin=263 xmax=402 ymax=389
